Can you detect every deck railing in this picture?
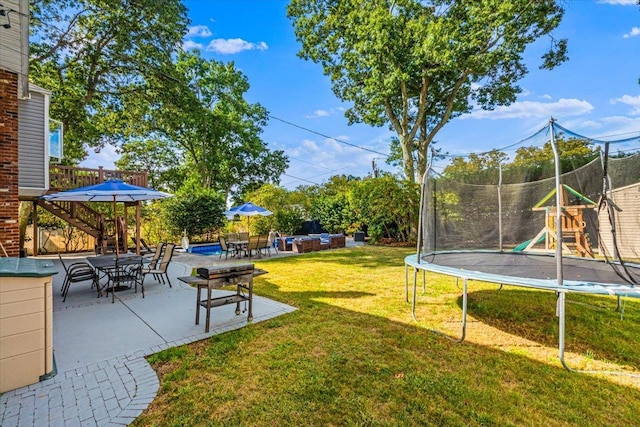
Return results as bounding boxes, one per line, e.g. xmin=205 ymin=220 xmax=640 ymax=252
xmin=48 ymin=165 xmax=148 ymax=191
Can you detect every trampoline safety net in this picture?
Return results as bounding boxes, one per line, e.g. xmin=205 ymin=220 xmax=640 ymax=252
xmin=421 ymin=124 xmax=640 ymax=265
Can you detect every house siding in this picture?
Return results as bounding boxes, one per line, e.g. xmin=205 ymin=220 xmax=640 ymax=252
xmin=0 ymin=0 xmax=29 ymax=98
xmin=0 ymin=69 xmax=20 ymax=256
xmin=18 ymin=90 xmax=48 ymax=192
xmin=598 ymin=182 xmax=640 ymax=260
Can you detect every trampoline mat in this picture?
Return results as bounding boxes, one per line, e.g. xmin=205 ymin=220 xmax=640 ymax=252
xmin=419 ymin=251 xmax=640 ymax=287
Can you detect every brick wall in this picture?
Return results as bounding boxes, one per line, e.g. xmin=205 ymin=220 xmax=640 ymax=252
xmin=0 ymin=69 xmax=20 ymax=256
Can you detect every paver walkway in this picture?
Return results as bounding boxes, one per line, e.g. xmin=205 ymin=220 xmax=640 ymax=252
xmin=0 ymin=259 xmax=295 ymax=426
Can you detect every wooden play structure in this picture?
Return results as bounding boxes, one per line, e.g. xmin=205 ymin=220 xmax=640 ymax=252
xmin=519 ymin=185 xmax=596 ymax=257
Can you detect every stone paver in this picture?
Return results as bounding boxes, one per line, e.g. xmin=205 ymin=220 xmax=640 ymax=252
xmin=0 ymin=309 xmax=293 ymax=426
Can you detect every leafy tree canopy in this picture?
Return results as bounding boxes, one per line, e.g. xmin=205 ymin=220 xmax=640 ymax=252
xmin=163 ymin=179 xmax=226 ymax=238
xmin=288 ymin=0 xmax=567 ymax=184
xmin=443 ymin=138 xmax=598 ymax=183
xmin=114 ymin=138 xmax=186 ymax=192
xmin=129 ymin=50 xmax=289 ymax=198
xmin=30 ymin=0 xmax=189 ymax=164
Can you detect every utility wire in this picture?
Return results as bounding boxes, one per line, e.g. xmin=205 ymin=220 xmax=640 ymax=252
xmin=269 ymin=114 xmax=390 ymax=157
xmin=281 ymin=173 xmax=321 ymax=186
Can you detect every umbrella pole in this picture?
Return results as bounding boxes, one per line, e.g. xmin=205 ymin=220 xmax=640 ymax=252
xmin=114 ymin=196 xmax=119 ymax=258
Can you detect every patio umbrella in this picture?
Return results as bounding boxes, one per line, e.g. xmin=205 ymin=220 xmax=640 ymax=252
xmin=42 ymin=180 xmax=173 ymax=256
xmin=223 ymin=202 xmax=273 ymax=232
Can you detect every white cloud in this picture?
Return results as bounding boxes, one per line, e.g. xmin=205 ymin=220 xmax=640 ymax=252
xmin=465 ymin=98 xmax=594 ymax=120
xmin=187 ymin=25 xmax=212 ymax=37
xmin=305 ymin=109 xmax=330 ymax=118
xmin=304 ymin=107 xmax=346 ymax=119
xmin=541 ymin=94 xmax=552 ymax=100
xmin=205 ymin=38 xmax=268 ymax=54
xmin=623 ymin=27 xmax=640 ymax=39
xmin=182 ymin=40 xmax=204 ymax=51
xmin=301 ymin=139 xmax=319 ymax=151
xmin=611 ymin=94 xmax=640 ymax=115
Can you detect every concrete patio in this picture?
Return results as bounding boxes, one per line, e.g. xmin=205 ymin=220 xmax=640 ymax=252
xmin=0 ymin=238 xmax=363 ymax=426
xmin=0 ymin=254 xmax=296 ymax=426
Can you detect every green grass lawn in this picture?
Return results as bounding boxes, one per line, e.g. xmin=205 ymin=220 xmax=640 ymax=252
xmin=133 ymin=246 xmax=640 ymax=426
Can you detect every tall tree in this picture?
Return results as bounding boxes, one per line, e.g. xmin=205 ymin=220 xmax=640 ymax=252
xmin=139 ymin=51 xmax=288 ymax=198
xmin=29 ymin=0 xmax=189 ymax=163
xmin=114 ymin=138 xmax=185 ymax=191
xmin=288 ymin=0 xmax=567 ymax=184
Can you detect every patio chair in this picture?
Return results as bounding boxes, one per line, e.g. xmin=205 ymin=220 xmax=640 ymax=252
xmin=141 ymin=243 xmax=176 ymax=287
xmin=106 ymin=257 xmax=145 ymax=302
xmin=245 ymin=236 xmax=262 ymax=258
xmin=58 ymin=253 xmax=100 ymax=302
xmin=238 ymin=231 xmax=249 ymax=241
xmin=143 ymin=241 xmax=165 ymax=264
xmin=219 ymin=237 xmax=237 ymax=259
xmin=227 ymin=232 xmax=239 ymax=242
xmin=259 ymin=235 xmax=272 ymax=257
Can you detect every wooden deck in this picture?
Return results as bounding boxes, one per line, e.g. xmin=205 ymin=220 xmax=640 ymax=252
xmin=48 ymin=165 xmax=147 ymax=192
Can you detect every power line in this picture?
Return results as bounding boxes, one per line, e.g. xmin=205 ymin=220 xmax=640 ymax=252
xmin=268 ymin=114 xmax=390 ymax=158
xmin=287 ymin=155 xmax=338 ymax=171
xmin=281 ymin=173 xmax=321 ymax=186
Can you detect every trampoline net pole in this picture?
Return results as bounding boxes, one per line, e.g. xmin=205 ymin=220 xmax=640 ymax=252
xmin=550 ymin=118 xmax=564 ymax=289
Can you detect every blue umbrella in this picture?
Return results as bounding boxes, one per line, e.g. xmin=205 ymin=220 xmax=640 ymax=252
xmin=42 ymin=180 xmax=173 ymax=256
xmin=42 ymin=179 xmax=172 ymax=202
xmin=224 ymin=202 xmax=273 ymax=217
xmin=224 ymin=202 xmax=273 ymax=232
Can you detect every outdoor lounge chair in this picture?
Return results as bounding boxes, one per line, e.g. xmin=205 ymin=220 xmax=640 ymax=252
xmin=58 ymin=253 xmax=100 ymax=302
xmin=131 ymin=237 xmax=156 ymax=255
xmin=141 ymin=243 xmax=175 ymax=287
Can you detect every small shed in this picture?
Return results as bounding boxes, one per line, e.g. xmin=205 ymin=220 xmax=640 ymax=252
xmin=598 ymin=182 xmax=640 ymax=260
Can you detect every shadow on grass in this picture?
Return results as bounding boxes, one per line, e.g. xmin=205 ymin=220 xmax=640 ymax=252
xmin=260 ymin=245 xmax=413 ymax=269
xmin=454 ymin=287 xmax=640 ymax=369
xmin=140 ymin=277 xmax=640 ymax=427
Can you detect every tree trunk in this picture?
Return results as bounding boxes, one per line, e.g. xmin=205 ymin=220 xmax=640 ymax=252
xmin=400 ymin=135 xmax=416 ymax=184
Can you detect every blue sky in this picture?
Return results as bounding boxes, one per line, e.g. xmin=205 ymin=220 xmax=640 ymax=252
xmin=80 ymin=0 xmax=640 ymax=188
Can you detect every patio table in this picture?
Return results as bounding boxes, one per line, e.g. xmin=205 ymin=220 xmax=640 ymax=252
xmin=87 ymin=254 xmax=143 ymax=300
xmin=227 ymin=240 xmax=249 ymax=257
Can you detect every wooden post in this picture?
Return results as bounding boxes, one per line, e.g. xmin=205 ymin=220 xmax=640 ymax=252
xmin=123 ymin=204 xmax=128 ymax=253
xmin=32 ymin=201 xmax=38 ymax=256
xmin=136 ymin=202 xmax=141 ymax=255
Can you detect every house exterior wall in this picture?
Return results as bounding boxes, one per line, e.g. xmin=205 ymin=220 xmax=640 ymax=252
xmin=18 ymin=87 xmax=50 ymax=196
xmin=0 ymin=68 xmax=20 ymax=256
xmin=0 ymin=0 xmax=29 ymax=98
xmin=598 ymin=182 xmax=640 ymax=260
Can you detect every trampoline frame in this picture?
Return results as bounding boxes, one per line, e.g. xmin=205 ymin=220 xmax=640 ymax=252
xmin=408 ymin=119 xmax=640 ymax=374
xmin=405 ymin=252 xmax=640 ymax=372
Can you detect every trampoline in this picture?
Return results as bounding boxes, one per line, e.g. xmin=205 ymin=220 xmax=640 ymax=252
xmin=406 ymin=251 xmax=640 ymax=372
xmin=406 ymin=119 xmax=640 ymax=373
